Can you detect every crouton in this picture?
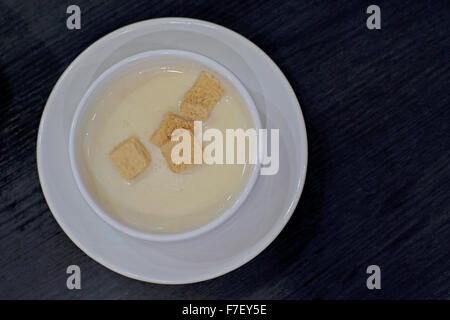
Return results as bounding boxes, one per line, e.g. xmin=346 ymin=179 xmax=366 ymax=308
xmin=181 ymin=72 xmax=224 ymax=121
xmin=150 ymin=112 xmax=194 ymax=147
xmin=160 ymin=130 xmax=201 ymax=173
xmin=109 ymin=137 xmax=151 ymax=180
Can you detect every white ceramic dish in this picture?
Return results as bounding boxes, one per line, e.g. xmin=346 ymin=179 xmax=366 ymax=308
xmin=37 ymin=18 xmax=308 ymax=284
xmin=69 ymin=49 xmax=262 ymax=242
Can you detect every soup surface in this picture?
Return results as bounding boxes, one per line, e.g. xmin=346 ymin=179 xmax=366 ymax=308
xmin=81 ymin=65 xmax=254 ymax=234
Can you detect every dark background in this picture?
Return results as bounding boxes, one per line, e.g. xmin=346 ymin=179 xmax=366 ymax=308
xmin=0 ymin=0 xmax=449 ymax=299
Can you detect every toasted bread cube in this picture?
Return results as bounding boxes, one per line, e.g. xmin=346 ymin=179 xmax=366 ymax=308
xmin=160 ymin=130 xmax=201 ymax=173
xmin=181 ymin=72 xmax=224 ymax=121
xmin=150 ymin=112 xmax=194 ymax=147
xmin=110 ymin=137 xmax=151 ymax=180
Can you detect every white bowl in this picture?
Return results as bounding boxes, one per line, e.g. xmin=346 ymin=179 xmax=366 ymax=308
xmin=37 ymin=18 xmax=308 ymax=284
xmin=69 ymin=49 xmax=262 ymax=242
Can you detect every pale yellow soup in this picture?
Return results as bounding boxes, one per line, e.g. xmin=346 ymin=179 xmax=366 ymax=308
xmin=81 ymin=66 xmax=253 ymax=234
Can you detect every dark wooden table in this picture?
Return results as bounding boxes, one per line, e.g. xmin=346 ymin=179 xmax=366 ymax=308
xmin=0 ymin=0 xmax=449 ymax=299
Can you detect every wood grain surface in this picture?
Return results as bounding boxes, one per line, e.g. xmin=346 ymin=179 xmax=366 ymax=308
xmin=0 ymin=0 xmax=449 ymax=299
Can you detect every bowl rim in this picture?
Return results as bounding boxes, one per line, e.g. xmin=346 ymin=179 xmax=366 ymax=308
xmin=68 ymin=49 xmax=262 ymax=242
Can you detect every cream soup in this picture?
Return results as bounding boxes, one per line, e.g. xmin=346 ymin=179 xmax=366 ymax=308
xmin=81 ymin=66 xmax=254 ymax=234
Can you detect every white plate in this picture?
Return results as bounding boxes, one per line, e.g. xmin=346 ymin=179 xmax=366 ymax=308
xmin=37 ymin=18 xmax=308 ymax=284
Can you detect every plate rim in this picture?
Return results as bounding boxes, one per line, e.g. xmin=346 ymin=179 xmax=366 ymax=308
xmin=37 ymin=17 xmax=308 ymax=284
